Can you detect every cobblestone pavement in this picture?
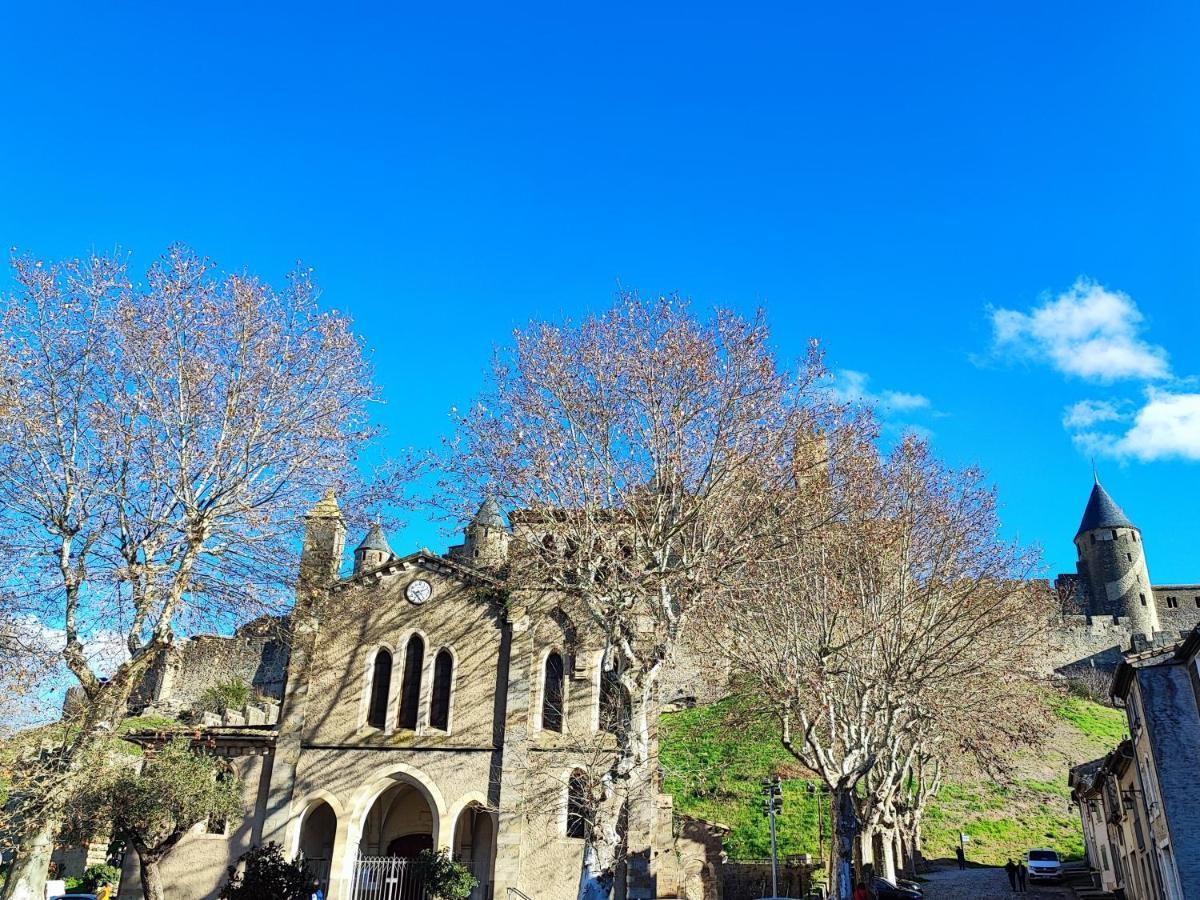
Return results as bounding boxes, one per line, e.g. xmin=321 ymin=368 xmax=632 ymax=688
xmin=919 ymin=866 xmax=1074 ymax=900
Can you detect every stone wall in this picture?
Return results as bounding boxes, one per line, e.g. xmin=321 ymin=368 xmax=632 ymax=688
xmin=660 ymin=625 xmax=733 ymax=710
xmin=1152 ymin=585 xmax=1200 ymax=636
xmin=130 ymin=616 xmax=290 ymax=717
xmin=721 ymin=860 xmax=820 ymax=900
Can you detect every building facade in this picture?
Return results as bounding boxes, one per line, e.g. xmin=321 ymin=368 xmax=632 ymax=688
xmin=119 ymin=492 xmax=713 ymax=900
xmin=1071 ymin=630 xmax=1200 ymax=900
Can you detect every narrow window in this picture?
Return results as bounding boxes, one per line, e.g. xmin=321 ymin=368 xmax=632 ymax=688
xmin=1127 ymin=553 xmax=1132 ymax=562
xmin=1112 ymin=529 xmax=1119 ymax=540
xmin=599 ymin=669 xmax=631 ymax=737
xmin=399 ymin=634 xmax=424 ymax=730
xmin=543 ymin=651 xmax=565 ymax=732
xmin=1091 ymin=534 xmax=1096 ymax=545
xmin=566 ymin=770 xmax=589 ymax=838
xmin=1140 ymin=593 xmax=1147 ymax=606
xmin=1167 ymin=596 xmax=1178 ymax=609
xmin=430 ymin=649 xmax=453 ymax=731
xmin=1194 ymin=596 xmax=1200 ymax=608
xmin=367 ymin=649 xmax=392 ymax=729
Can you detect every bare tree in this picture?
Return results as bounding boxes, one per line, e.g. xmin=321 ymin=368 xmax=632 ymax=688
xmin=699 ymin=431 xmax=1041 ymax=899
xmin=439 ymin=294 xmax=829 ymax=899
xmin=0 ymin=246 xmax=380 ymax=900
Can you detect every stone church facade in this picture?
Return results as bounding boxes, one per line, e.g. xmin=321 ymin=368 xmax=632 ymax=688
xmin=121 ymin=493 xmax=716 ymax=900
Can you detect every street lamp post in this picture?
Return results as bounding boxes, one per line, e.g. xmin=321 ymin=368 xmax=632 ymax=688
xmin=763 ymin=776 xmax=784 ymax=897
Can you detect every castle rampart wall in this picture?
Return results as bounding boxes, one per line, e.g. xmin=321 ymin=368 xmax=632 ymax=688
xmin=130 ymin=617 xmax=290 ymax=716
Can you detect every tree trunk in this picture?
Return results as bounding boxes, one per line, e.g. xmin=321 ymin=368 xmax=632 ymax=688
xmin=879 ymin=829 xmax=897 ymax=883
xmin=576 ymin=673 xmax=656 ymax=900
xmin=0 ymin=819 xmax=55 ymax=900
xmin=139 ymin=853 xmax=165 ymax=900
xmin=830 ymin=787 xmax=859 ymax=900
xmin=2 ymin=649 xmax=157 ymax=900
xmin=909 ymin=822 xmax=922 ymax=876
xmin=577 ymin=841 xmax=617 ymax=900
xmin=893 ymin=831 xmax=905 ymax=879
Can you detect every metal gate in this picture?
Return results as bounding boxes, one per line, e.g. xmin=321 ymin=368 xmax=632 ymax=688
xmin=350 ymin=856 xmax=428 ymax=900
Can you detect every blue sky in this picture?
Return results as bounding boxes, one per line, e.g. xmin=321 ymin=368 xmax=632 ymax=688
xmin=1 ymin=1 xmax=1198 ymax=583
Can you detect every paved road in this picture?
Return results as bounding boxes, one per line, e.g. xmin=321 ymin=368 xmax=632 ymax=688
xmin=919 ymin=866 xmax=1073 ymax=900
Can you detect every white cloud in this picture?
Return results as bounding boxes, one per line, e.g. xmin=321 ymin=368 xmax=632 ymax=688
xmin=1073 ymin=391 xmax=1200 ymax=462
xmin=990 ymin=279 xmax=1170 ymax=382
xmin=1112 ymin=391 xmax=1200 ymax=461
xmin=828 ymin=369 xmax=931 ymax=413
xmin=1062 ymin=399 xmax=1128 ymax=430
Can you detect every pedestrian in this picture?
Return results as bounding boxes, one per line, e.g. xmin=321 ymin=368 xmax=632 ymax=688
xmin=1004 ymin=858 xmax=1018 ymax=893
xmin=853 ymin=882 xmax=870 ymax=900
xmin=310 ymin=878 xmax=325 ymax=900
xmin=956 ymin=844 xmax=967 ymax=870
xmin=1018 ymin=861 xmax=1028 ymax=893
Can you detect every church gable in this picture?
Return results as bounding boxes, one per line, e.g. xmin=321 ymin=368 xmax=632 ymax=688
xmin=304 ymin=550 xmax=506 ymax=747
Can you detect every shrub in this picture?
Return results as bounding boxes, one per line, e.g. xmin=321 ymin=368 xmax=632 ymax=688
xmin=415 ymin=849 xmax=477 ymax=900
xmin=200 ymin=678 xmax=252 ymax=715
xmin=83 ymin=863 xmax=122 ymax=891
xmin=219 ymin=843 xmax=310 ymax=900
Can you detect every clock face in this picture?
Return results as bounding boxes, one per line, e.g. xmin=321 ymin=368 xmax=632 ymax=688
xmin=406 ymin=579 xmax=433 ymax=605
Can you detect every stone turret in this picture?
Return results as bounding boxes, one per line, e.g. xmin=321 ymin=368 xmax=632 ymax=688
xmin=300 ymin=489 xmax=347 ymax=587
xmin=1074 ymin=478 xmax=1158 ymax=639
xmin=463 ymin=495 xmax=510 ymax=569
xmin=353 ymin=522 xmax=395 ymax=575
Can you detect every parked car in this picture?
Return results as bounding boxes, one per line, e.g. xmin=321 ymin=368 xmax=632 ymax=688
xmin=872 ymin=877 xmax=922 ymax=900
xmin=50 ymin=895 xmax=97 ymax=900
xmin=895 ymin=878 xmax=923 ymax=894
xmin=1026 ymin=848 xmax=1063 ymax=881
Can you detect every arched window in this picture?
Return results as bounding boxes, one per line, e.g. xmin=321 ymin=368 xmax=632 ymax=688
xmin=367 ymin=649 xmax=392 ymax=729
xmin=398 ymin=634 xmax=425 ymax=731
xmin=599 ymin=668 xmax=630 ymax=737
xmin=542 ymin=651 xmax=565 ymax=732
xmin=566 ymin=769 xmax=589 ymax=839
xmin=430 ymin=649 xmax=454 ymax=731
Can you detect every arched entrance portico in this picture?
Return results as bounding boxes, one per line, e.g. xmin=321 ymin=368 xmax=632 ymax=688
xmin=333 ymin=765 xmax=448 ymax=900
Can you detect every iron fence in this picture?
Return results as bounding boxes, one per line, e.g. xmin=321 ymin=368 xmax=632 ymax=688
xmin=350 ymin=856 xmax=428 ymax=900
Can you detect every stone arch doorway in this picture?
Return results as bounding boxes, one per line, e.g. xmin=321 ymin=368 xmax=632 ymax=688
xmin=361 ymin=780 xmax=435 ymax=856
xmin=352 ymin=780 xmax=436 ymax=900
xmin=451 ymin=801 xmax=495 ymax=900
xmin=299 ymin=800 xmax=337 ymax=894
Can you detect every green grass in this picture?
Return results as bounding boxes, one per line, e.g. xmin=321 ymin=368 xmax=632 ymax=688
xmin=660 ymin=698 xmax=823 ymax=859
xmin=921 ymin=773 xmax=1083 ymax=863
xmin=1047 ymin=693 xmax=1128 ymax=745
xmin=660 ymin=690 xmax=1120 ymax=866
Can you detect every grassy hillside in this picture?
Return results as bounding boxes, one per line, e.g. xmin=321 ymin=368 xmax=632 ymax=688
xmin=659 ymin=691 xmax=1127 ymax=866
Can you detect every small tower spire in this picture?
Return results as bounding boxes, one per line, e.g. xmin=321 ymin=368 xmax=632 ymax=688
xmin=353 ymin=521 xmax=395 ymax=575
xmin=464 ymin=494 xmax=510 ymax=569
